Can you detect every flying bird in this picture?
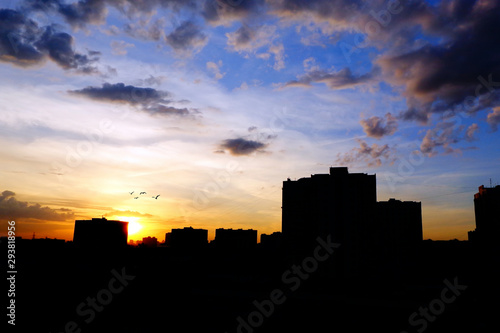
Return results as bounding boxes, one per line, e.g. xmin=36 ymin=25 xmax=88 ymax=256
xmin=129 ymin=191 xmax=134 ymax=195
xmin=140 ymin=192 xmax=147 ymax=195
xmin=134 ymin=197 xmax=139 ymax=199
xmin=152 ymin=195 xmax=160 ymax=199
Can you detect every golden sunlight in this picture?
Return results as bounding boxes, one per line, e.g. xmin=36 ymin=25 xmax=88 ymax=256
xmin=115 ymin=216 xmax=143 ymax=235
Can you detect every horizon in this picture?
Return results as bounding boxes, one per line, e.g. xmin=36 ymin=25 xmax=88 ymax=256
xmin=2 ymin=0 xmax=500 ymax=243
xmin=3 ymin=176 xmax=494 ymax=243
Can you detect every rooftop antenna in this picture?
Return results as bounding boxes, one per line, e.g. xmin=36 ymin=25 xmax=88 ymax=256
xmin=32 ymin=232 xmax=35 ymax=240
xmin=490 ymin=178 xmax=492 ymax=187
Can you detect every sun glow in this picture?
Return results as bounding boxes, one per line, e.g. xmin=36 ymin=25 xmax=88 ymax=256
xmin=114 ymin=216 xmax=143 ymax=235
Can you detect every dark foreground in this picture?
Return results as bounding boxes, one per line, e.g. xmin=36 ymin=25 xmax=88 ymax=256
xmin=4 ymin=240 xmax=500 ymax=333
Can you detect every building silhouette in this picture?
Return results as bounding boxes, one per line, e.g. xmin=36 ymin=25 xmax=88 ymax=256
xmin=468 ymin=185 xmax=500 ymax=243
xmin=214 ymin=228 xmax=257 ymax=250
xmin=73 ymin=217 xmax=128 ymax=248
xmin=260 ymin=232 xmax=282 ymax=250
xmin=376 ymin=198 xmax=423 ymax=245
xmin=282 ymin=167 xmax=422 ymax=277
xmin=142 ymin=236 xmax=158 ymax=248
xmin=169 ymin=227 xmax=208 ymax=249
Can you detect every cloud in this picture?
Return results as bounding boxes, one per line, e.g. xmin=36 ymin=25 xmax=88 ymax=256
xmin=52 ymin=0 xmax=108 ymax=29
xmin=218 ymin=138 xmax=268 ymax=156
xmin=166 ymin=20 xmax=207 ymax=54
xmin=0 ymin=190 xmax=74 ymax=221
xmin=336 ymin=139 xmax=396 ymax=167
xmin=226 ymin=24 xmax=275 ymax=52
xmin=69 ymin=82 xmax=197 ymax=117
xmin=24 ymin=0 xmax=197 ymax=27
xmin=143 ymin=104 xmax=192 ymax=117
xmin=487 ymin=107 xmax=500 ymax=132
xmin=283 ymin=67 xmax=376 ymax=90
xmin=206 ymin=60 xmax=225 ymax=80
xmin=465 ymin=123 xmax=479 ymax=142
xmin=69 ymin=82 xmax=169 ymax=105
xmin=268 ymin=43 xmax=285 ymax=71
xmin=377 ymin=1 xmax=500 ymax=123
xmin=360 ymin=113 xmax=398 ymax=139
xmin=110 ymin=40 xmax=134 ymax=55
xmin=105 ymin=209 xmax=153 ymax=218
xmin=123 ymin=17 xmax=166 ymax=41
xmin=202 ymin=0 xmax=265 ymax=26
xmin=0 ymin=9 xmax=100 ymax=72
xmin=419 ymin=121 xmax=463 ymax=156
xmin=226 ymin=24 xmax=285 ymax=70
xmin=269 ymin=0 xmax=362 ymax=33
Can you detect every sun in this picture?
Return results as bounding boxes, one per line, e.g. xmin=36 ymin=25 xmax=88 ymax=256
xmin=114 ymin=216 xmax=143 ymax=235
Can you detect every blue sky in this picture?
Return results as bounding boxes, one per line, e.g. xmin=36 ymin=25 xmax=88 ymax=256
xmin=1 ymin=0 xmax=499 ymax=241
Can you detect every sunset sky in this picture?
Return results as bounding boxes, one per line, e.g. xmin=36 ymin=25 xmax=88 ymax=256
xmin=1 ymin=0 xmax=499 ymax=242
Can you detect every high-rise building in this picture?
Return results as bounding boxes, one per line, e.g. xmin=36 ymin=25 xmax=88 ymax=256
xmin=214 ymin=228 xmax=257 ymax=250
xmin=73 ymin=217 xmax=128 ymax=248
xmin=376 ymin=198 xmax=423 ymax=245
xmin=282 ymin=167 xmax=377 ymax=253
xmin=170 ymin=227 xmax=208 ymax=249
xmin=282 ymin=167 xmax=422 ymax=277
xmin=468 ymin=185 xmax=500 ymax=243
xmin=260 ymin=232 xmax=282 ymax=250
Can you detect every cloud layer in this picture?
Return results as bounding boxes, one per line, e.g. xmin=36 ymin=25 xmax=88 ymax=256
xmin=69 ymin=83 xmax=195 ymax=116
xmin=0 ymin=190 xmax=74 ymax=221
xmin=218 ymin=137 xmax=268 ymax=155
xmin=0 ymin=9 xmax=99 ymax=72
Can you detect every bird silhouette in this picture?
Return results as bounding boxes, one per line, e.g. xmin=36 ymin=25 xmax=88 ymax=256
xmin=134 ymin=197 xmax=139 ymax=199
xmin=129 ymin=191 xmax=134 ymax=195
xmin=140 ymin=192 xmax=147 ymax=195
xmin=152 ymin=195 xmax=160 ymax=199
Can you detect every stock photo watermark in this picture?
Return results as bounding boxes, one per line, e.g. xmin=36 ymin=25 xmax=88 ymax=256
xmin=50 ymin=267 xmax=135 ymax=333
xmin=401 ymin=276 xmax=467 ymax=333
xmin=228 ymin=235 xmax=340 ymax=333
xmin=6 ymin=220 xmax=17 ymax=326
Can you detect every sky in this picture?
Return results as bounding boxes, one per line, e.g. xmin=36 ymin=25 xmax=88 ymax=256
xmin=0 ymin=0 xmax=499 ymax=242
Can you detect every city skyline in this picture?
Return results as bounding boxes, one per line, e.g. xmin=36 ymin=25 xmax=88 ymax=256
xmin=1 ymin=0 xmax=500 ymax=242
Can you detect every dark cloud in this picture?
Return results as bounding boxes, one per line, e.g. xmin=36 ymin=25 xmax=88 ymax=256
xmin=0 ymin=190 xmax=74 ymax=221
xmin=378 ymin=0 xmax=500 ymax=123
xmin=24 ymin=0 xmax=198 ymax=27
xmin=0 ymin=9 xmax=45 ymax=66
xmin=226 ymin=24 xmax=276 ymax=52
xmin=165 ymin=21 xmax=207 ymax=53
xmin=360 ymin=113 xmax=398 ymax=139
xmin=336 ymin=139 xmax=396 ymax=167
xmin=23 ymin=0 xmax=107 ymax=28
xmin=35 ymin=26 xmax=99 ymax=72
xmin=218 ymin=138 xmax=267 ymax=156
xmin=202 ymin=0 xmax=265 ymax=25
xmin=55 ymin=0 xmax=108 ymax=28
xmin=226 ymin=24 xmax=257 ymax=52
xmin=269 ymin=0 xmax=362 ymax=31
xmin=69 ymin=82 xmax=197 ymax=117
xmin=283 ymin=67 xmax=376 ymax=90
xmin=69 ymin=82 xmax=168 ymax=104
xmin=143 ymin=104 xmax=191 ymax=117
xmin=0 ymin=9 xmax=99 ymax=72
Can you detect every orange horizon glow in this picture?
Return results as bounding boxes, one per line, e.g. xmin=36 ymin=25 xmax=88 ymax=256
xmin=112 ymin=216 xmax=143 ymax=236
